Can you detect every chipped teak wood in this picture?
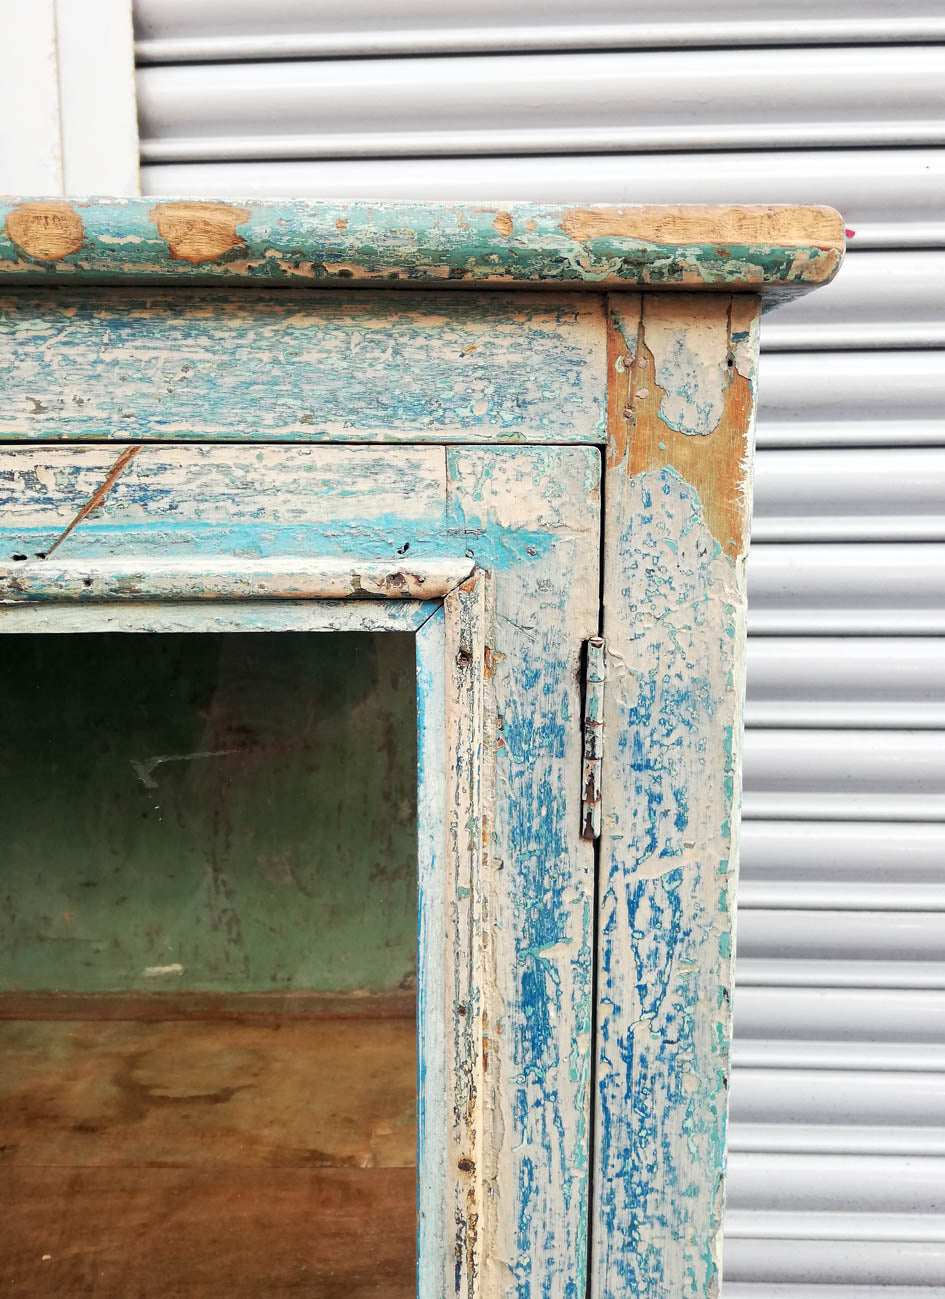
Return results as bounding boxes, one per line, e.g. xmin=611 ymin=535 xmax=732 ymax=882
xmin=3 ymin=200 xmax=84 ymax=261
xmin=0 ymin=198 xmax=840 ymax=1298
xmin=4 ymin=1167 xmax=416 ymax=1299
xmin=0 ymin=1015 xmax=416 ymax=1169
xmin=0 ymin=1011 xmax=416 ymax=1297
xmin=592 ymin=292 xmax=758 ymax=1299
xmin=607 ymin=295 xmax=757 ymax=558
xmin=0 ymin=555 xmax=475 ymax=603
xmin=0 ymin=198 xmax=844 ymax=295
xmin=0 ymin=439 xmax=601 ymax=1297
xmin=0 ymin=600 xmax=438 ymax=635
xmin=558 ymin=203 xmax=841 ymax=249
xmin=151 ymin=200 xmax=251 ymax=263
xmin=43 ymin=444 xmax=141 ymax=555
xmin=0 ymin=289 xmax=607 ymax=443
xmin=445 ymin=448 xmax=601 ymax=1297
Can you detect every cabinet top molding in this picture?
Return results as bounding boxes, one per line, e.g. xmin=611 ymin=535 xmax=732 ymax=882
xmin=0 ymin=197 xmax=843 ymax=296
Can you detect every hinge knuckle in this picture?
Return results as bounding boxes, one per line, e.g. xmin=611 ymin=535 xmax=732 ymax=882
xmin=581 ymin=637 xmax=605 ymax=840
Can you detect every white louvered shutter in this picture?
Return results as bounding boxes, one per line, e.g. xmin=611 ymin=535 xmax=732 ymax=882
xmin=133 ymin=5 xmax=945 ymax=1290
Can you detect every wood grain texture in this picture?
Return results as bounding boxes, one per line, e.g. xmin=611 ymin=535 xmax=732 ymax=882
xmin=446 ymin=448 xmax=601 ymax=1297
xmin=592 ymin=293 xmax=758 ymax=1298
xmin=0 ymin=289 xmax=607 ymax=444
xmin=0 ymin=1015 xmax=415 ymax=1297
xmin=1 ymin=1166 xmax=416 ymax=1299
xmin=0 ymin=1016 xmax=416 ymax=1169
xmin=0 ymin=198 xmax=844 ymax=295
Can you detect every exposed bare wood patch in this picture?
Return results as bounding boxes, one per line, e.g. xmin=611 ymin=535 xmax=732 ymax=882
xmin=492 ymin=212 xmax=514 ymax=237
xmin=608 ymin=295 xmax=755 ymax=558
xmin=150 ymin=201 xmax=250 ymax=264
xmin=560 ymin=203 xmax=845 ymax=250
xmin=5 ymin=202 xmax=84 ymax=261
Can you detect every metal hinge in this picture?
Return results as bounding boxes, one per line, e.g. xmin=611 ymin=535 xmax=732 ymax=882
xmin=581 ymin=637 xmax=605 ymax=841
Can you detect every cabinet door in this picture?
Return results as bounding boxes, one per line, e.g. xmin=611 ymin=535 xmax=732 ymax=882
xmin=0 ymin=442 xmax=600 ymax=1299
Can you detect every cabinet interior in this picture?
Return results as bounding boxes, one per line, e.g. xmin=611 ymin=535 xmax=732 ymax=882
xmin=0 ymin=630 xmax=418 ymax=1297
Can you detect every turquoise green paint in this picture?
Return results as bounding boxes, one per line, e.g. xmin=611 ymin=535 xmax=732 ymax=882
xmin=0 ymin=198 xmax=842 ymax=296
xmin=0 ymin=631 xmax=417 ymax=994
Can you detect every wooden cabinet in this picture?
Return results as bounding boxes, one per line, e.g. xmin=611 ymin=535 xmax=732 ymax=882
xmin=0 ymin=199 xmax=842 ymax=1298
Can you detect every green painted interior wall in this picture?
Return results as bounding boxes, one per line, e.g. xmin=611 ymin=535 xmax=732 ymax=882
xmin=0 ymin=632 xmax=417 ymax=994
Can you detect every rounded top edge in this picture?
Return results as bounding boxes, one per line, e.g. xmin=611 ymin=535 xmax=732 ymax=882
xmin=0 ymin=197 xmax=844 ymax=295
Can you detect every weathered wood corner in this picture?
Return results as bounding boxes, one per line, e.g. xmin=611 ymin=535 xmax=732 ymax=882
xmin=0 ymin=198 xmax=843 ymax=1298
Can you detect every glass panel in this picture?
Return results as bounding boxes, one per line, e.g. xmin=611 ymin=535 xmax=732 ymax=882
xmin=0 ymin=631 xmax=417 ymax=1297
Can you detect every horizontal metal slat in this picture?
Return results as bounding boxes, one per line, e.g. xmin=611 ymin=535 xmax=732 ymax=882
xmin=727 ymin=1153 xmax=945 ymax=1214
xmin=730 ymin=1123 xmax=945 ymax=1157
xmin=742 ymin=729 xmax=945 ymax=821
xmin=727 ymin=1211 xmax=945 ymax=1242
xmin=734 ymin=1041 xmax=945 ymax=1073
xmin=753 ymin=450 xmax=945 ymax=542
xmin=756 ymin=350 xmax=945 ymax=447
xmin=737 ymin=910 xmax=945 ymax=964
xmin=733 ymin=987 xmax=945 ymax=1046
xmin=132 ymin=0 xmax=945 ymax=59
xmin=727 ymin=1281 xmax=945 ymax=1299
xmin=736 ymin=959 xmax=945 ymax=990
xmin=739 ymin=822 xmax=945 ymax=910
xmin=135 ymin=47 xmax=945 ymax=161
xmin=761 ymin=252 xmax=945 ymax=351
xmin=747 ymin=544 xmax=945 ymax=635
xmin=745 ymin=639 xmax=945 ymax=727
xmin=730 ymin=1068 xmax=945 ymax=1131
xmin=723 ymin=1235 xmax=945 ymax=1286
xmin=139 ymin=148 xmax=945 ymax=251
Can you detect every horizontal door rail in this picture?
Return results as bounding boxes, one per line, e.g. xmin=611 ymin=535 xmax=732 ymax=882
xmin=0 ymin=555 xmax=475 ymax=602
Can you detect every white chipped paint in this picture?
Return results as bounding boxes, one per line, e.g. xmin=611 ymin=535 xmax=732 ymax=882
xmin=0 ymin=289 xmax=608 ymax=444
xmin=447 ymin=447 xmax=601 ymax=1298
xmin=592 ymin=292 xmax=758 ymax=1299
xmin=0 ymin=444 xmax=447 ymax=526
xmin=0 ymin=555 xmax=475 ymax=603
xmin=643 ymin=295 xmax=732 ymax=436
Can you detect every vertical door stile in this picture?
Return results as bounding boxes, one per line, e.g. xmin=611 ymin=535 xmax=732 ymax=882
xmin=416 ymin=603 xmax=450 ymax=1299
xmin=592 ymin=291 xmax=760 ymax=1299
xmin=443 ymin=572 xmax=488 ymax=1299
xmin=446 ymin=446 xmax=602 ymax=1298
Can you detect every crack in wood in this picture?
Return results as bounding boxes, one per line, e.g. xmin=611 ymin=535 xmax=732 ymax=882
xmin=45 ymin=446 xmax=142 ymax=557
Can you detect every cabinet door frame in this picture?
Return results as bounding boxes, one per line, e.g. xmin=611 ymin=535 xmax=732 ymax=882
xmin=0 ymin=441 xmax=602 ymax=1299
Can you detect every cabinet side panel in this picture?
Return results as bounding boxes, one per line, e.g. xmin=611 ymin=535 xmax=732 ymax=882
xmin=446 ymin=447 xmax=601 ymax=1299
xmin=593 ymin=293 xmax=759 ymax=1298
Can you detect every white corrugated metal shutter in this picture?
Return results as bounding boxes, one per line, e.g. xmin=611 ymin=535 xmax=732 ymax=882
xmin=133 ymin=6 xmax=945 ymax=1291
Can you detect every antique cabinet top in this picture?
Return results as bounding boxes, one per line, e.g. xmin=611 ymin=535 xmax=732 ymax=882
xmin=0 ymin=197 xmax=844 ymax=298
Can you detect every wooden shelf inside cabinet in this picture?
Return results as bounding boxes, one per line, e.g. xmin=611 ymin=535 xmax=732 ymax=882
xmin=0 ymin=197 xmax=842 ymax=1299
